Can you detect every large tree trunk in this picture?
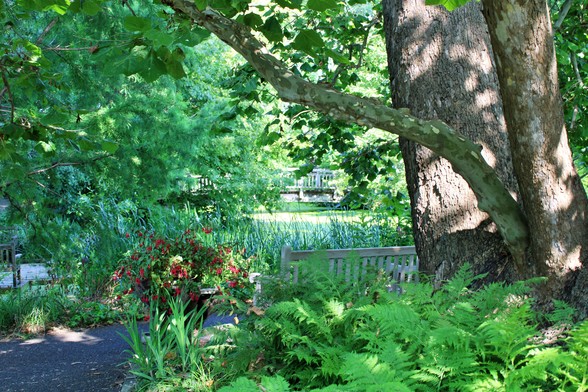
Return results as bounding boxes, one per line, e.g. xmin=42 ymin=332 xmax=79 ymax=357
xmin=382 ymin=0 xmax=520 ymax=284
xmin=481 ymin=0 xmax=588 ymax=314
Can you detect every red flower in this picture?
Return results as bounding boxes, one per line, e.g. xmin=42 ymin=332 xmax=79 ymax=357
xmin=141 ymin=295 xmax=149 ymax=304
xmin=229 ymin=265 xmax=239 ymax=274
xmin=152 ymin=295 xmax=159 ymax=301
xmin=189 ymin=292 xmax=199 ymax=302
xmin=143 ymin=315 xmax=150 ymax=321
xmin=228 ymin=281 xmax=237 ymax=288
xmin=139 ymin=268 xmax=145 ymax=279
xmin=125 ymin=233 xmax=130 ymax=238
xmin=216 ymin=268 xmax=223 ymax=275
xmin=202 ymin=227 xmax=213 ymax=234
xmin=174 ymin=287 xmax=182 ymax=297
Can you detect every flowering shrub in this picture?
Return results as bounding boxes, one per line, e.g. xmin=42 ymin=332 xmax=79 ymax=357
xmin=113 ymin=228 xmax=255 ymax=315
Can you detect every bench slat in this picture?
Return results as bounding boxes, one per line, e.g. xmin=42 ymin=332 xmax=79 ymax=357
xmin=281 ymin=245 xmax=419 ymax=284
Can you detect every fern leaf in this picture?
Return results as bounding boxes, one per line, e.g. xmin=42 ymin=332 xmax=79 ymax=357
xmin=260 ymin=375 xmax=291 ymax=392
xmin=217 ymin=377 xmax=261 ymax=392
xmin=339 ymin=352 xmax=413 ymax=392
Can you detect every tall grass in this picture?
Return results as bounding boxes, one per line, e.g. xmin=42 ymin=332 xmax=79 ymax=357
xmin=192 ymin=206 xmax=413 ymax=273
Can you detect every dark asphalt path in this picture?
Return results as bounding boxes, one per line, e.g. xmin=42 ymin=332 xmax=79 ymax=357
xmin=0 ymin=323 xmax=145 ymax=392
xmin=0 ymin=314 xmax=237 ymax=392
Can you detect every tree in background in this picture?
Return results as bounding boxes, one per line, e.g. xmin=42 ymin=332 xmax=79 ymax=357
xmin=0 ymin=1 xmax=279 ymax=264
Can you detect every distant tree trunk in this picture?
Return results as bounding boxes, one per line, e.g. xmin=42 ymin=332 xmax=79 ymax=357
xmin=383 ymin=1 xmax=520 ymax=284
xmin=481 ymin=0 xmax=588 ymax=312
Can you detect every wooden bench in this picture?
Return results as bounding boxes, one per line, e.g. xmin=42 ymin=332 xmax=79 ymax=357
xmin=250 ymin=245 xmax=419 ymax=304
xmin=280 ymin=245 xmax=419 ymax=284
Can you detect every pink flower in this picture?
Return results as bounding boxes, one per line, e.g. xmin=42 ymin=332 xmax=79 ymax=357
xmin=228 ymin=281 xmax=237 ymax=288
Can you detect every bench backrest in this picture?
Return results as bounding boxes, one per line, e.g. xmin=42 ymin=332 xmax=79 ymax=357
xmin=280 ymin=245 xmax=419 ymax=284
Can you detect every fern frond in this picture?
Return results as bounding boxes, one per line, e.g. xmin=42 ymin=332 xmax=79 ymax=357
xmin=339 ymin=352 xmax=413 ymax=392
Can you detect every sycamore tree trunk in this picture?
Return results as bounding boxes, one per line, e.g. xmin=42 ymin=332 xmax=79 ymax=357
xmin=382 ymin=0 xmax=521 ymax=284
xmin=384 ymin=0 xmax=588 ymax=314
xmin=480 ymin=0 xmax=588 ymax=312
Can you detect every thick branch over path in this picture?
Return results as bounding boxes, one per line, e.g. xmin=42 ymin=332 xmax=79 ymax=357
xmin=167 ymin=1 xmax=529 ymax=261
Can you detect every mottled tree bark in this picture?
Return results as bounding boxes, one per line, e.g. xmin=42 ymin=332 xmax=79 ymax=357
xmin=481 ymin=0 xmax=588 ymax=313
xmin=382 ymin=0 xmax=521 ymax=283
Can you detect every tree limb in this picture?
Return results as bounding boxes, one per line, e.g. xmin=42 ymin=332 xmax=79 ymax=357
xmin=28 ymin=154 xmax=114 ymax=177
xmin=554 ymin=0 xmax=573 ymax=31
xmin=0 ymin=67 xmax=15 ymax=123
xmin=166 ymin=1 xmax=529 ymax=259
xmin=36 ymin=18 xmax=58 ymax=44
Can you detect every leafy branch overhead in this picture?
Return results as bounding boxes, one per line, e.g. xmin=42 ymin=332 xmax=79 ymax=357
xmin=163 ymin=1 xmax=529 ymax=260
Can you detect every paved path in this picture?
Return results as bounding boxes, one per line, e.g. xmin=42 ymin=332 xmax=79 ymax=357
xmin=1 ymin=264 xmax=50 ymax=289
xmin=0 ymin=323 xmax=147 ymax=392
xmin=0 ymin=314 xmax=238 ymax=392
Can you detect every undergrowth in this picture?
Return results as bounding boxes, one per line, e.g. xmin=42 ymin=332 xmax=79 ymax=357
xmin=216 ymin=264 xmax=588 ymax=391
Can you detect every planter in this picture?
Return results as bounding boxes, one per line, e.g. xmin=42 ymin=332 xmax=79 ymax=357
xmin=186 ymin=287 xmax=218 ymax=321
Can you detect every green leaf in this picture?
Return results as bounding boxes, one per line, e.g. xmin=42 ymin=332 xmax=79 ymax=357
xmin=217 ymin=377 xmax=259 ymax=392
xmin=156 ymin=46 xmax=186 ymax=79
xmin=139 ymin=50 xmax=167 ymax=82
xmin=260 ymin=375 xmax=291 ymax=392
xmin=307 ymin=0 xmax=339 ymax=12
xmin=275 ymin=0 xmax=302 ymax=9
xmin=325 ymin=48 xmax=350 ymax=64
xmin=292 ymin=29 xmax=324 ymax=54
xmin=40 ymin=109 xmax=69 ymax=126
xmin=174 ymin=27 xmax=211 ymax=46
xmin=101 ymin=141 xmax=119 ymax=153
xmin=165 ymin=59 xmax=186 ymax=79
xmin=194 ymin=0 xmax=207 ymax=10
xmin=124 ymin=16 xmax=151 ymax=32
xmin=116 ymin=52 xmax=148 ymax=76
xmin=81 ymin=0 xmax=101 ymax=15
xmin=78 ymin=138 xmax=96 ymax=151
xmin=35 ymin=141 xmax=56 ymax=155
xmin=425 ymin=0 xmax=470 ymax=11
xmin=260 ymin=16 xmax=283 ymax=43
xmin=241 ymin=13 xmax=263 ymax=29
xmin=145 ymin=29 xmax=174 ymax=47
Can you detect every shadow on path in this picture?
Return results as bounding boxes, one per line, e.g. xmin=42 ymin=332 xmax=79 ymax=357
xmin=0 ymin=323 xmax=148 ymax=392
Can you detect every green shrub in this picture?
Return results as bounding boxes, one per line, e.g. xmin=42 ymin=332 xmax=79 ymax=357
xmin=218 ymin=264 xmax=587 ymax=391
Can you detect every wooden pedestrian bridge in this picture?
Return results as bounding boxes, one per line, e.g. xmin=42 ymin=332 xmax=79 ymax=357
xmin=190 ymin=168 xmax=343 ymax=203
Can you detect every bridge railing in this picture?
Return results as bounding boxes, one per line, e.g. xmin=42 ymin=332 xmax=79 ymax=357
xmin=281 ymin=168 xmax=337 ymax=191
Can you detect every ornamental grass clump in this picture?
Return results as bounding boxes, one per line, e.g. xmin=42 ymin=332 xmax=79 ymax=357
xmin=113 ymin=228 xmax=255 ymax=316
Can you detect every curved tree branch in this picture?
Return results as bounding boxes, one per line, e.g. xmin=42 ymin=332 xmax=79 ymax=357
xmin=167 ymin=1 xmax=529 ymax=262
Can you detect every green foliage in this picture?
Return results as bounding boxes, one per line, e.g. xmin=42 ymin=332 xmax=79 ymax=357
xmin=551 ymin=1 xmax=588 ymax=189
xmin=425 ymin=0 xmax=471 ymax=11
xmin=113 ymin=228 xmax=257 ymax=312
xmin=219 ymin=264 xmax=588 ymax=391
xmin=122 ymin=295 xmax=212 ymax=388
xmin=0 ymin=285 xmax=70 ymax=335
